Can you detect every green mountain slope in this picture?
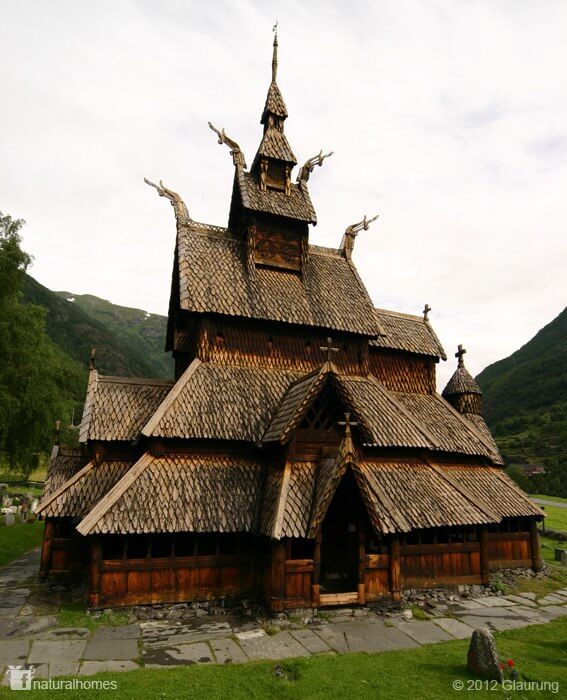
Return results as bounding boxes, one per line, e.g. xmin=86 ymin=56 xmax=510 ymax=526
xmin=22 ymin=275 xmax=173 ymax=379
xmin=476 ymin=306 xmax=567 ymax=496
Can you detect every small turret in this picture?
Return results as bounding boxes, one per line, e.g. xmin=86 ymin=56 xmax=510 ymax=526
xmin=442 ymin=344 xmax=483 ymax=415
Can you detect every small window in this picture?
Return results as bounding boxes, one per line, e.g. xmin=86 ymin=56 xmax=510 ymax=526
xmin=175 ymin=534 xmax=195 ymax=557
xmin=103 ymin=536 xmax=125 ymax=560
xmin=127 ymin=535 xmax=149 ymax=559
xmin=215 ymin=332 xmax=224 ymax=347
xmin=218 ymin=534 xmax=240 ymax=555
xmin=289 ymin=538 xmax=314 ymax=560
xmin=151 ymin=534 xmax=172 ymax=558
xmin=197 ymin=534 xmax=218 ymax=556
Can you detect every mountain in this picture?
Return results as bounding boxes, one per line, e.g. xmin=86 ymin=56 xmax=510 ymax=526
xmin=22 ymin=275 xmax=173 ymax=379
xmin=476 ymin=306 xmax=567 ymax=496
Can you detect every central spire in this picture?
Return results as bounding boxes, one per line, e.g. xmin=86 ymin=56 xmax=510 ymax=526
xmin=272 ymin=24 xmax=278 ymax=82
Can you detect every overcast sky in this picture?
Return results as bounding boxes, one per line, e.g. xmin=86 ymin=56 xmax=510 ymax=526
xmin=2 ymin=0 xmax=566 ymax=387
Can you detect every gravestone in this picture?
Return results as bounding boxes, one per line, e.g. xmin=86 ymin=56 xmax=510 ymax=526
xmin=561 ymin=551 xmax=567 ymax=568
xmin=467 ymin=627 xmax=503 ymax=682
xmin=5 ymin=512 xmax=15 ymax=526
xmin=554 ymin=548 xmax=567 ymax=562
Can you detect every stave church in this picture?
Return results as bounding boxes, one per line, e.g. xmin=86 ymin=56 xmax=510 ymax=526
xmin=38 ymin=33 xmax=543 ymax=610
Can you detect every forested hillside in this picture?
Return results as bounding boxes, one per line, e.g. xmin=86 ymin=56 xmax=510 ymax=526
xmin=477 ymin=307 xmax=567 ymax=496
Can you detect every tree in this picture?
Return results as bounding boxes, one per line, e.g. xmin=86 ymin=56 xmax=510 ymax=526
xmin=505 ymin=465 xmax=531 ymax=493
xmin=0 ymin=212 xmax=84 ymax=473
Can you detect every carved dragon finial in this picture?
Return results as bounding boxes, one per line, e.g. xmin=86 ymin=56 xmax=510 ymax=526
xmin=208 ymin=122 xmax=247 ymax=169
xmin=341 ymin=214 xmax=379 ymax=260
xmin=144 ymin=177 xmax=190 ymax=225
xmin=297 ymin=150 xmax=334 ymax=186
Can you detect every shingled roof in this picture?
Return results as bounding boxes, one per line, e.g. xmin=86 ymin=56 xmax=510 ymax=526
xmin=442 ymin=366 xmax=482 ymax=396
xmin=37 ymin=459 xmax=133 ymax=519
xmin=79 ymin=371 xmax=174 ymax=443
xmin=42 ymin=448 xmax=89 ymax=502
xmin=176 ymin=222 xmax=379 ymax=335
xmin=262 ymin=81 xmax=288 ymax=121
xmin=372 ymin=309 xmax=446 ymax=359
xmin=256 ymin=129 xmax=297 ymax=163
xmin=236 ymin=170 xmax=316 ymax=223
xmin=77 ymin=453 xmax=265 ymax=535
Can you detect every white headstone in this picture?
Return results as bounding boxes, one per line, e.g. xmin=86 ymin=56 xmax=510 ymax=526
xmin=5 ymin=513 xmax=15 ymax=526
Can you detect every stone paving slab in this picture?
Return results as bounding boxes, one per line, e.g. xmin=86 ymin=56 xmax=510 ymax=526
xmin=83 ymin=638 xmax=140 ymax=661
xmin=503 ymin=594 xmax=538 ymax=607
xmin=312 ymin=625 xmax=348 ymax=653
xmin=0 ymin=606 xmax=21 ymax=618
xmin=90 ymin=624 xmax=141 ymax=642
xmin=452 ymin=606 xmax=522 ymax=619
xmin=517 ymin=592 xmax=538 ymax=600
xmin=45 ymin=661 xmax=80 ymax=677
xmin=539 ymin=605 xmax=567 ymax=618
xmin=0 ymin=639 xmax=30 ymax=664
xmin=332 ymin=620 xmax=419 ymax=653
xmin=143 ymin=642 xmax=214 ymax=667
xmin=432 ymin=618 xmax=475 ymax=639
xmin=538 ymin=594 xmax=567 ymax=605
xmin=1 ymin=615 xmax=59 ymax=640
xmin=210 ymin=638 xmax=249 ymax=664
xmin=40 ymin=628 xmax=90 ymax=641
xmin=393 ymin=621 xmax=453 ymax=645
xmin=80 ymin=660 xmax=140 ymax=675
xmin=476 ymin=596 xmax=516 ymax=607
xmin=238 ymin=631 xmax=310 ymax=660
xmin=29 ymin=639 xmax=88 ymax=664
xmin=289 ymin=628 xmax=331 ymax=654
xmin=142 ymin=621 xmax=232 ymax=647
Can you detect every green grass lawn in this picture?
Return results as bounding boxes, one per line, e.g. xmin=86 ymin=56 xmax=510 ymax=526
xmin=0 ymin=618 xmax=564 ymax=699
xmin=541 ymin=506 xmax=567 ymax=534
xmin=533 ymin=494 xmax=567 ymax=505
xmin=0 ymin=520 xmax=44 ymax=567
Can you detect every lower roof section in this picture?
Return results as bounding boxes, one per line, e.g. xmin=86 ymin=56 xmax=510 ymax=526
xmin=72 ymin=451 xmax=542 ymax=538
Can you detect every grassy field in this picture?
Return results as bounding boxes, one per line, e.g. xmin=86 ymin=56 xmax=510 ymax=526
xmin=0 ymin=520 xmax=44 ymax=567
xmin=533 ymin=494 xmax=567 ymax=504
xmin=541 ymin=506 xmax=567 ymax=534
xmin=0 ymin=618 xmax=564 ymax=699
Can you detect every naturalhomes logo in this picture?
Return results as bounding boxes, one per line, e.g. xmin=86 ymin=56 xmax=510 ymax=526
xmin=4 ymin=666 xmax=118 ymax=691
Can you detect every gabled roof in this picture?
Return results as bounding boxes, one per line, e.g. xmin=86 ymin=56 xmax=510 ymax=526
xmin=262 ymin=81 xmax=288 ymax=122
xmin=176 ymin=222 xmax=380 ymax=335
xmin=236 ymin=170 xmax=316 ymax=222
xmin=79 ymin=371 xmax=173 ymax=443
xmin=256 ymin=129 xmax=296 ymax=163
xmin=42 ymin=447 xmax=88 ymax=503
xmin=37 ymin=459 xmax=133 ymax=519
xmin=353 ymin=456 xmax=498 ymax=534
xmin=262 ymin=368 xmax=329 ymax=443
xmin=372 ymin=308 xmax=446 ymax=359
xmin=142 ymin=360 xmax=303 ymax=443
xmin=442 ymin=366 xmax=482 ymax=396
xmin=77 ymin=453 xmax=264 ymax=535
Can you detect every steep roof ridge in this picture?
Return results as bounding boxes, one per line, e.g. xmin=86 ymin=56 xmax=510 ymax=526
xmin=142 ymin=359 xmax=202 ymax=437
xmin=79 ymin=368 xmax=98 ymax=443
xmin=37 ymin=460 xmax=95 ymax=515
xmin=77 ymin=453 xmax=154 ymax=535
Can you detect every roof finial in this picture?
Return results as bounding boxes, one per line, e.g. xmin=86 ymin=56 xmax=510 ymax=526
xmin=455 ymin=344 xmax=466 ymax=368
xmin=272 ymin=21 xmax=278 ymax=82
xmin=338 ymin=412 xmax=358 ymax=439
xmin=319 ymin=336 xmax=339 ymax=364
xmin=423 ymin=304 xmax=431 ymax=322
xmin=208 ymin=122 xmax=247 ymax=168
xmin=89 ymin=347 xmax=97 ymax=371
xmin=297 ymin=150 xmax=334 ymax=186
xmin=341 ymin=214 xmax=379 ymax=260
xmin=54 ymin=420 xmax=61 ymax=446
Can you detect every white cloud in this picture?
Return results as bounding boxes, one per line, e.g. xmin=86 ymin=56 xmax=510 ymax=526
xmin=1 ymin=0 xmax=566 ymax=388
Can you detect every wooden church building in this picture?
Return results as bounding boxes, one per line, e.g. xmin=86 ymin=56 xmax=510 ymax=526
xmin=38 ymin=34 xmax=543 ymax=610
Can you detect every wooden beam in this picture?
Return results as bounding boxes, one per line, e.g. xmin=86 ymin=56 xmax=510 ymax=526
xmin=479 ymin=527 xmax=489 ymax=586
xmin=529 ymin=519 xmax=544 ymax=572
xmin=389 ymin=535 xmax=401 ymax=602
xmin=38 ymin=518 xmax=55 ymax=581
xmin=270 ymin=540 xmax=286 ymax=612
xmin=88 ymin=537 xmax=102 ymax=608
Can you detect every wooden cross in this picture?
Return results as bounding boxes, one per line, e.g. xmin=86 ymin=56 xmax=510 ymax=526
xmin=89 ymin=348 xmax=96 ymax=371
xmin=338 ymin=412 xmax=358 ymax=437
xmin=423 ymin=304 xmax=431 ymax=322
xmin=319 ymin=337 xmax=339 ymax=363
xmin=455 ymin=344 xmax=466 ymax=367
